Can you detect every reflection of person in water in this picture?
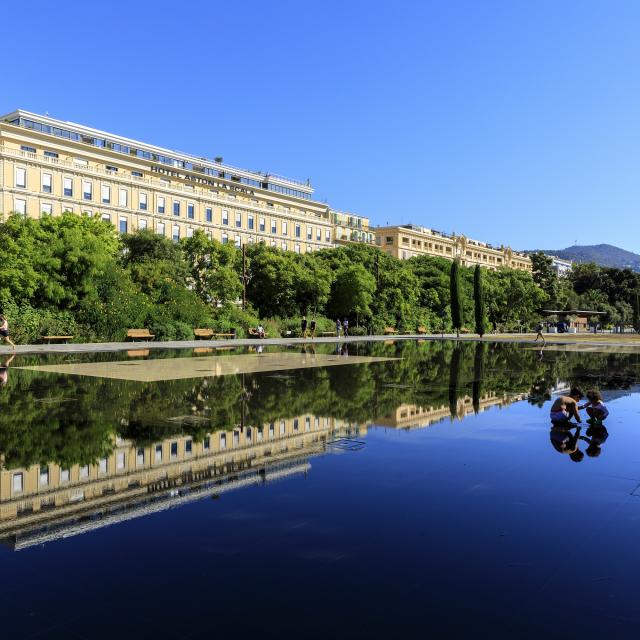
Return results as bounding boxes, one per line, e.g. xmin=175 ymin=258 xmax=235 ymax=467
xmin=550 ymin=425 xmax=584 ymax=462
xmin=580 ymin=423 xmax=609 ymax=458
xmin=0 ymin=353 xmax=16 ymax=388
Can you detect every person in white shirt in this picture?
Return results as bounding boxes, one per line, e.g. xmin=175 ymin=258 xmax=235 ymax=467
xmin=580 ymin=389 xmax=609 ymax=424
xmin=0 ymin=314 xmax=16 ymax=350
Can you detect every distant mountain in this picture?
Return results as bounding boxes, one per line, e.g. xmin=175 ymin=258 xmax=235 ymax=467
xmin=529 ymin=244 xmax=640 ymax=271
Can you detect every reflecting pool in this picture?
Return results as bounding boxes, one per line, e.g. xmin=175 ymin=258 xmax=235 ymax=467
xmin=1 ymin=341 xmax=640 ymax=638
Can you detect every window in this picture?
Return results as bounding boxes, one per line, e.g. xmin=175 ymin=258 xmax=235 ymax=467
xmin=307 ymin=226 xmax=312 ymax=240
xmin=101 ymin=185 xmax=110 ymax=204
xmin=233 ymin=431 xmax=239 ymax=446
xmin=187 ymin=203 xmax=195 ymax=219
xmin=222 ymin=233 xmax=228 ymax=244
xmin=157 ymin=196 xmax=165 ymax=214
xmin=185 ymin=440 xmax=192 ymax=455
xmin=295 ymin=244 xmax=301 ymax=254
xmin=14 ymin=198 xmax=26 ymax=215
xmin=295 ymin=224 xmax=301 ymax=238
xmin=271 ymin=219 xmax=276 ymax=234
xmin=294 ymin=418 xmax=299 ymax=432
xmin=280 ymin=420 xmax=285 ymax=435
xmin=325 ymin=229 xmax=331 ymax=242
xmin=155 ymin=444 xmax=163 ymax=462
xmin=119 ymin=217 xmax=128 ymax=234
xmin=132 ymin=171 xmax=143 ymax=178
xmin=99 ymin=458 xmax=108 ymax=474
xmin=62 ymin=177 xmax=73 ymax=197
xmin=138 ymin=218 xmax=148 ymax=231
xmin=173 ymin=200 xmax=180 ymax=216
xmin=117 ymin=452 xmax=125 ymax=470
xmin=316 ymin=228 xmax=321 ymax=241
xmin=137 ymin=448 xmax=145 ymax=466
xmin=269 ymin=423 xmax=274 ymax=438
xmin=119 ymin=188 xmax=128 ymax=207
xmin=282 ymin=221 xmax=288 ymax=235
xmin=80 ymin=465 xmax=89 ymax=479
xmin=305 ymin=416 xmax=311 ymax=432
xmin=139 ymin=192 xmax=148 ymax=211
xmin=234 ymin=235 xmax=241 ymax=247
xmin=41 ymin=202 xmax=52 ymax=216
xmin=39 ymin=466 xmax=49 ymax=486
xmin=203 ymin=436 xmax=210 ymax=451
xmin=281 ymin=241 xmax=287 ymax=251
xmin=157 ymin=222 xmax=165 ymax=235
xmin=83 ymin=180 xmax=92 ymax=200
xmin=13 ymin=473 xmax=23 ymax=493
xmin=15 ymin=167 xmax=26 ymax=188
xmin=60 ymin=469 xmax=70 ymax=483
xmin=101 ymin=213 xmax=111 ymax=223
xmin=186 ymin=227 xmax=194 ymax=238
xmin=248 ymin=215 xmax=254 ymax=230
xmin=259 ymin=217 xmax=265 ymax=232
xmin=41 ymin=172 xmax=52 ymax=193
xmin=172 ymin=225 xmax=180 ymax=241
xmin=220 ymin=433 xmax=227 ymax=450
xmin=44 ymin=150 xmax=58 ymax=158
xmin=170 ymin=442 xmax=178 ymax=460
xmin=222 ymin=209 xmax=229 ymax=225
xmin=21 ymin=145 xmax=36 ymax=153
xmin=105 ymin=164 xmax=118 ymax=172
xmin=235 ymin=212 xmax=242 ymax=228
xmin=206 ymin=207 xmax=212 ymax=222
xmin=270 ymin=240 xmax=277 ymax=247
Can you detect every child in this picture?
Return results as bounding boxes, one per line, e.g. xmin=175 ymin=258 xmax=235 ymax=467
xmin=580 ymin=389 xmax=609 ymax=424
xmin=549 ymin=387 xmax=583 ymax=424
xmin=0 ymin=314 xmax=16 ymax=350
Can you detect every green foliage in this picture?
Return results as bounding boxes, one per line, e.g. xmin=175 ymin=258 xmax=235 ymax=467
xmin=327 ymin=263 xmax=376 ymax=325
xmin=473 ymin=265 xmax=486 ymax=336
xmin=450 ymin=260 xmax=464 ymax=335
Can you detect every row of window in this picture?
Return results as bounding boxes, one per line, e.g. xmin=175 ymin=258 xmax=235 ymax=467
xmin=12 ymin=168 xmax=330 ymax=239
xmin=11 ymin=417 xmax=324 ymax=493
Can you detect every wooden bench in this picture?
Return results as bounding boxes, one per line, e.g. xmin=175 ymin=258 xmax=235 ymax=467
xmin=383 ymin=327 xmax=398 ymax=335
xmin=127 ymin=329 xmax=155 ymax=341
xmin=212 ymin=332 xmax=235 ymax=339
xmin=417 ymin=326 xmax=428 ymax=335
xmin=194 ymin=328 xmax=214 ymax=339
xmin=248 ymin=328 xmax=267 ymax=338
xmin=41 ymin=335 xmax=73 ymax=344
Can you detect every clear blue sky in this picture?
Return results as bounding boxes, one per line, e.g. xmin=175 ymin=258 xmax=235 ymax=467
xmin=2 ymin=0 xmax=639 ymax=251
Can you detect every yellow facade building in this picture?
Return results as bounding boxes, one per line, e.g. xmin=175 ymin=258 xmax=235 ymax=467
xmin=331 ymin=209 xmax=375 ymax=245
xmin=375 ymin=224 xmax=532 ymax=271
xmin=0 ymin=110 xmax=335 ymax=254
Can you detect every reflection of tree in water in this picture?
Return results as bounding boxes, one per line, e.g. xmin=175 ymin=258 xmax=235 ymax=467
xmin=2 ymin=343 xmax=640 ymax=470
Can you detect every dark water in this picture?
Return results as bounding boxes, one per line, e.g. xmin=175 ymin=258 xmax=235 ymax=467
xmin=1 ymin=341 xmax=640 ymax=639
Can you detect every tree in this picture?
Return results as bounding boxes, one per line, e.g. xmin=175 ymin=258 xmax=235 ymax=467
xmin=450 ymin=260 xmax=463 ymax=337
xmin=634 ymin=292 xmax=640 ymax=333
xmin=473 ymin=265 xmax=486 ymax=337
xmin=327 ymin=264 xmax=376 ymax=325
xmin=530 ymin=252 xmax=559 ymax=303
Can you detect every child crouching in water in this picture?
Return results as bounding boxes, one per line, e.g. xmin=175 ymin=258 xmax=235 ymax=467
xmin=580 ymin=390 xmax=609 ymax=424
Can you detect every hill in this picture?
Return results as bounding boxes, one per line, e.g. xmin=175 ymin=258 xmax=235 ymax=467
xmin=530 ymin=244 xmax=640 ymax=271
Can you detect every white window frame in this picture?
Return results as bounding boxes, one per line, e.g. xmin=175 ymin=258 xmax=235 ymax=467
xmin=119 ymin=188 xmax=128 ymax=207
xmin=15 ymin=166 xmax=26 ymax=188
xmin=41 ymin=171 xmax=52 ymax=193
xmin=14 ymin=198 xmax=27 ymax=215
xmin=101 ymin=184 xmax=111 ymax=204
xmin=139 ymin=192 xmax=148 ymax=211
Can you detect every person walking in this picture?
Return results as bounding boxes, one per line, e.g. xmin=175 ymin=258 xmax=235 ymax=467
xmin=310 ymin=316 xmax=317 ymax=339
xmin=343 ymin=318 xmax=349 ymax=338
xmin=0 ymin=314 xmax=16 ymax=350
xmin=534 ymin=322 xmax=545 ymax=345
xmin=301 ymin=315 xmax=308 ymax=339
xmin=335 ymin=318 xmax=342 ymax=337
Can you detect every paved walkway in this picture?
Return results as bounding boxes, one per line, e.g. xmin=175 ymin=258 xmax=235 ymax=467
xmin=2 ymin=332 xmax=640 ymax=356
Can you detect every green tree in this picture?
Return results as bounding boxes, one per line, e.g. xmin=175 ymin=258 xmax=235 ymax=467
xmin=450 ymin=260 xmax=463 ymax=337
xmin=634 ymin=292 xmax=640 ymax=333
xmin=473 ymin=265 xmax=486 ymax=337
xmin=530 ymin=252 xmax=559 ymax=303
xmin=327 ymin=263 xmax=376 ymax=325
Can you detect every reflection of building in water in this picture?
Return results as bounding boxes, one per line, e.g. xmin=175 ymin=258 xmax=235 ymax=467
xmin=0 ymin=414 xmax=358 ymax=550
xmin=376 ymin=392 xmax=528 ymax=429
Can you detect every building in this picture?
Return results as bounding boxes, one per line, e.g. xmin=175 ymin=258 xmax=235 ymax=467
xmin=374 ymin=224 xmax=532 ymax=271
xmin=547 ymin=255 xmax=573 ymax=277
xmin=0 ymin=110 xmax=334 ymax=254
xmin=331 ymin=209 xmax=375 ymax=245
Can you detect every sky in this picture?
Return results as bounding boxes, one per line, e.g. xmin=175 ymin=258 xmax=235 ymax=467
xmin=2 ymin=0 xmax=639 ymax=251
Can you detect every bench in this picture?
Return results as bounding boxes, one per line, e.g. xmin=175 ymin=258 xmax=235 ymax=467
xmin=212 ymin=332 xmax=235 ymax=339
xmin=383 ymin=327 xmax=398 ymax=335
xmin=194 ymin=328 xmax=214 ymax=339
xmin=127 ymin=349 xmax=150 ymax=357
xmin=417 ymin=326 xmax=428 ymax=335
xmin=41 ymin=335 xmax=73 ymax=344
xmin=248 ymin=328 xmax=267 ymax=338
xmin=127 ymin=329 xmax=155 ymax=341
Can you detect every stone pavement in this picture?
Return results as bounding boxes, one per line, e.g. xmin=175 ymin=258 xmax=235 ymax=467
xmin=2 ymin=331 xmax=640 ymax=356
